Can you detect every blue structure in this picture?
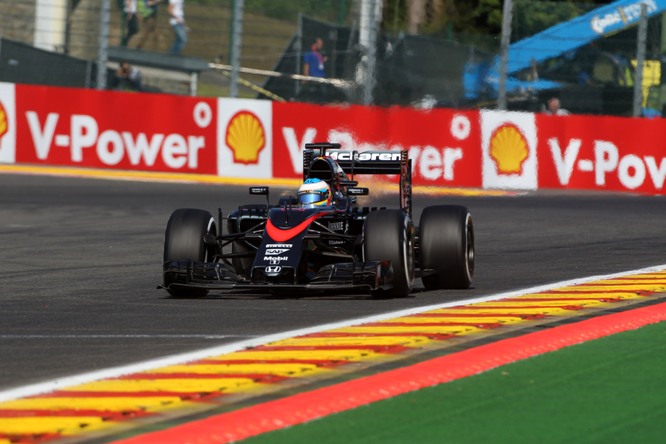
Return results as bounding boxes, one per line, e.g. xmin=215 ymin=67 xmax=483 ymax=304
xmin=465 ymin=0 xmax=666 ymax=102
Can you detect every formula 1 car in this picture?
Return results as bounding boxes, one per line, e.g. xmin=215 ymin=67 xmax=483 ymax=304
xmin=161 ymin=142 xmax=474 ymax=298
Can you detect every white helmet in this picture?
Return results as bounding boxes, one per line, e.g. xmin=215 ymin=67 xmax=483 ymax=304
xmin=298 ymin=178 xmax=332 ymax=208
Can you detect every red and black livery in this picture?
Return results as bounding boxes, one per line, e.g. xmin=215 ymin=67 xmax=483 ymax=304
xmin=161 ymin=142 xmax=474 ymax=298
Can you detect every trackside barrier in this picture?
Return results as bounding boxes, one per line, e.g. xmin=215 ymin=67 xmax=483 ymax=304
xmin=1 ymin=81 xmax=666 ymax=195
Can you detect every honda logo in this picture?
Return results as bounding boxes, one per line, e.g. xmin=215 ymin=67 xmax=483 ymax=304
xmin=265 ymin=266 xmax=282 ymax=273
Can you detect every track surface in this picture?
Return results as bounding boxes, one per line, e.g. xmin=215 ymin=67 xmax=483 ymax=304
xmin=1 ymin=173 xmax=665 ymax=392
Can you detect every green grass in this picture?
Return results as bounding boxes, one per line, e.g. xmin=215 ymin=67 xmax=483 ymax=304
xmin=244 ymin=321 xmax=666 ymax=444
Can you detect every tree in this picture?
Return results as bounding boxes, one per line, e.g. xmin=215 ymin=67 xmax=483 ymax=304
xmin=387 ymin=0 xmax=606 ymax=37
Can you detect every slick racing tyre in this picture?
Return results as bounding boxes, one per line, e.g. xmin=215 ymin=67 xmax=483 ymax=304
xmin=419 ymin=205 xmax=474 ymax=290
xmin=363 ymin=209 xmax=415 ymax=298
xmin=163 ymin=208 xmax=217 ymax=297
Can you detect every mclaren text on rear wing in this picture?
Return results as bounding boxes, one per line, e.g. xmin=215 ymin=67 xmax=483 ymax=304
xmin=303 ymin=143 xmax=406 ymax=176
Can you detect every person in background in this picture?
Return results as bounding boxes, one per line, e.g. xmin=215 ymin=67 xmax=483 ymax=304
xmin=545 ymin=97 xmax=570 ymax=115
xmin=113 ymin=61 xmax=143 ymax=91
xmin=121 ymin=0 xmax=139 ymax=47
xmin=168 ymin=0 xmax=187 ymax=55
xmin=136 ymin=0 xmax=162 ymax=50
xmin=303 ymin=37 xmax=327 ymax=79
xmin=299 ymin=37 xmax=328 ymax=102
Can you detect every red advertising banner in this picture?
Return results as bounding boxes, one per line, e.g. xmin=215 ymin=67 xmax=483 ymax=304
xmin=5 ymin=81 xmax=666 ymax=196
xmin=14 ymin=84 xmax=218 ymax=174
xmin=536 ymin=113 xmax=666 ymax=194
xmin=271 ymin=101 xmax=483 ymax=188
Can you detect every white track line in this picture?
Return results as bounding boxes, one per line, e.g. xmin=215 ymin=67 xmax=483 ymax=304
xmin=0 ymin=335 xmax=250 ymax=339
xmin=1 ymin=263 xmax=665 ymax=403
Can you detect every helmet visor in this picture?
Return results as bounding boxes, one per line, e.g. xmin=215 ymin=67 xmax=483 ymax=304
xmin=298 ymin=190 xmax=329 ymax=206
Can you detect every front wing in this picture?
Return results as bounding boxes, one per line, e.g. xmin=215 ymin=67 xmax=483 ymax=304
xmin=162 ymin=259 xmax=393 ymax=292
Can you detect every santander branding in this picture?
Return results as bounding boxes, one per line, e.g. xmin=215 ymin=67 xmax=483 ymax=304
xmin=25 ymin=111 xmax=206 ymax=169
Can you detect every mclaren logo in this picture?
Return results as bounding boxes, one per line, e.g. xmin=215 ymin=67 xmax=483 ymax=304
xmin=225 ymin=110 xmax=266 ymax=164
xmin=330 ymin=151 xmax=401 ymax=162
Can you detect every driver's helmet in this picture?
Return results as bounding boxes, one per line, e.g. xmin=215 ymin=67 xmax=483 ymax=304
xmin=298 ymin=178 xmax=332 ymax=208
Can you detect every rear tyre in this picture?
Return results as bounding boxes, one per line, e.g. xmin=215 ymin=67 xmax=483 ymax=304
xmin=419 ymin=205 xmax=474 ymax=290
xmin=363 ymin=210 xmax=414 ymax=298
xmin=163 ymin=208 xmax=217 ymax=297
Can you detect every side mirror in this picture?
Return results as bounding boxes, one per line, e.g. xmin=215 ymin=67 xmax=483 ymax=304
xmin=249 ymin=186 xmax=269 ymax=195
xmin=347 ymin=187 xmax=369 ymax=196
xmin=249 ymin=186 xmax=270 ymax=209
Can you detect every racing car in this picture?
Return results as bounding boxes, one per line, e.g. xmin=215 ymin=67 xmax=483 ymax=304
xmin=161 ymin=142 xmax=474 ymax=298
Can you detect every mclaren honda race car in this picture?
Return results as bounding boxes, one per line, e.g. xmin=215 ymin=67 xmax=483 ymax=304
xmin=161 ymin=142 xmax=474 ymax=298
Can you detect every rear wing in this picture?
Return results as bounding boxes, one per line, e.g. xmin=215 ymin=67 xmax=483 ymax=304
xmin=303 ymin=142 xmax=412 ymax=217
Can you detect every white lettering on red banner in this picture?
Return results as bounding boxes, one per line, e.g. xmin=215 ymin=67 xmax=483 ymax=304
xmin=548 ymin=137 xmax=666 ymax=190
xmin=26 ymin=111 xmax=205 ymax=169
xmin=12 ymin=83 xmax=666 ymax=196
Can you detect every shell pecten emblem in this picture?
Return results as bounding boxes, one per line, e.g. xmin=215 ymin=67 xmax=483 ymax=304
xmin=0 ymin=100 xmax=8 ymax=141
xmin=225 ymin=110 xmax=266 ymax=164
xmin=489 ymin=123 xmax=529 ymax=174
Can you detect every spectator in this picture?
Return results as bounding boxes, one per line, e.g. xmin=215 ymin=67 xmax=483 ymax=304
xmin=299 ymin=37 xmax=328 ymax=102
xmin=121 ymin=0 xmax=139 ymax=47
xmin=545 ymin=97 xmax=570 ymax=115
xmin=136 ymin=0 xmax=162 ymax=50
xmin=168 ymin=0 xmax=187 ymax=55
xmin=303 ymin=37 xmax=327 ymax=78
xmin=113 ymin=61 xmax=143 ymax=91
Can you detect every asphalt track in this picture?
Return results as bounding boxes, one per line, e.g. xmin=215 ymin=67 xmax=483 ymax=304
xmin=2 ymin=169 xmax=666 ymax=396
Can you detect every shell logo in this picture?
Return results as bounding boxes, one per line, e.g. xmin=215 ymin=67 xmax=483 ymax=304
xmin=489 ymin=123 xmax=529 ymax=174
xmin=0 ymin=100 xmax=8 ymax=141
xmin=225 ymin=110 xmax=266 ymax=164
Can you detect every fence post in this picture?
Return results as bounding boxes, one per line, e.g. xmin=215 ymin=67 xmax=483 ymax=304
xmin=360 ymin=0 xmax=380 ymax=105
xmin=498 ymin=0 xmax=512 ymax=110
xmin=96 ymin=0 xmax=110 ymax=90
xmin=229 ymin=0 xmax=244 ymax=98
xmin=633 ymin=3 xmax=648 ymax=117
xmin=295 ymin=13 xmax=303 ymax=98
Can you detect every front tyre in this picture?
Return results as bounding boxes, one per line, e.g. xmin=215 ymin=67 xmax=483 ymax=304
xmin=419 ymin=205 xmax=474 ymax=290
xmin=163 ymin=208 xmax=217 ymax=297
xmin=363 ymin=210 xmax=415 ymax=298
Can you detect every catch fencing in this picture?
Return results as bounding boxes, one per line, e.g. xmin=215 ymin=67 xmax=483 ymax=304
xmin=0 ymin=0 xmax=664 ymax=116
